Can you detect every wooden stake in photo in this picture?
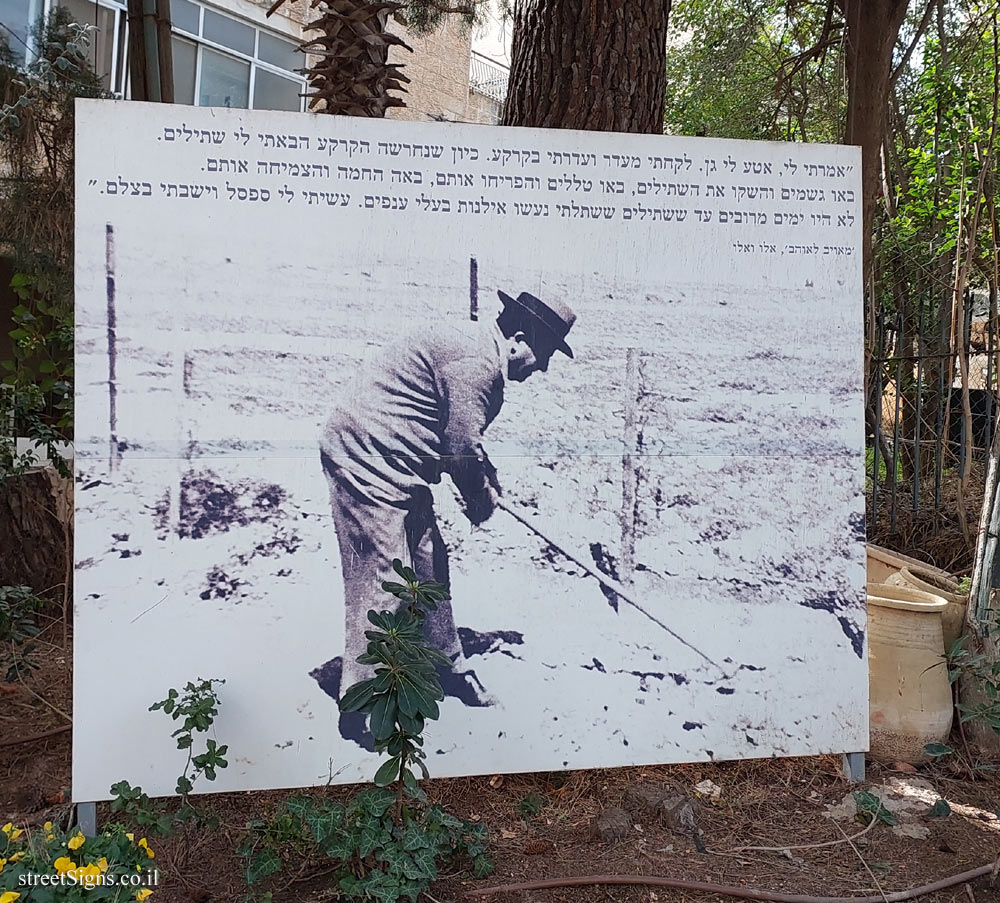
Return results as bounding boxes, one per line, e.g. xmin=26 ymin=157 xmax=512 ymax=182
xmin=106 ymin=223 xmax=120 ymax=471
xmin=620 ymin=347 xmax=639 ymax=583
xmin=469 ymin=256 xmax=479 ymax=321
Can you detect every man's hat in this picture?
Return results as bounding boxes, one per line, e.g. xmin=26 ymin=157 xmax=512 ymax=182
xmin=497 ymin=290 xmax=576 ymax=358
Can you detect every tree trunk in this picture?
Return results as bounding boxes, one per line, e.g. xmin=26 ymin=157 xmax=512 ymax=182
xmin=501 ymin=0 xmax=671 ymax=134
xmin=270 ymin=0 xmax=412 ymax=117
xmin=0 ymin=469 xmax=72 ymax=598
xmin=838 ymin=0 xmax=912 ymax=276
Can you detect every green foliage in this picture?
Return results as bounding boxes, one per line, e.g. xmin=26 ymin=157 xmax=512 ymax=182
xmin=0 ymin=584 xmax=42 ymax=682
xmin=944 ymin=633 xmax=1000 ymax=735
xmin=394 ymin=0 xmax=487 ymax=35
xmin=663 ymin=0 xmax=843 ymax=142
xmin=149 ymin=678 xmax=229 ymax=803
xmin=0 ymin=11 xmax=104 ymax=480
xmin=110 ymin=678 xmax=228 ymax=835
xmin=0 ymin=819 xmax=158 ymax=901
xmin=340 ymin=559 xmax=452 ymax=799
xmin=1 ymin=270 xmax=74 ymax=479
xmin=928 ymin=798 xmax=952 ymax=817
xmin=865 ymin=445 xmax=904 ymax=493
xmin=875 ymin=11 xmax=998 ymax=353
xmin=239 ymin=790 xmax=492 ymax=901
xmin=853 ymin=791 xmax=897 ymax=826
xmin=239 ymin=560 xmax=492 ymax=899
xmin=518 ymin=791 xmax=546 ymax=820
xmin=108 ymin=780 xmax=173 ymax=838
xmin=923 ymin=740 xmax=956 ymax=759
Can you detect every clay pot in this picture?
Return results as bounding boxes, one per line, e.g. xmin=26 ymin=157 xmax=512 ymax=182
xmin=867 ymin=582 xmax=954 ymax=765
xmin=885 ymin=567 xmax=968 ymax=652
xmin=866 ymin=543 xmax=951 ymax=585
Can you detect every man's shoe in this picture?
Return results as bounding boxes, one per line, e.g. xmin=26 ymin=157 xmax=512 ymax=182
xmin=436 ymin=665 xmax=495 ymax=707
xmin=309 ymin=656 xmax=375 ymax=751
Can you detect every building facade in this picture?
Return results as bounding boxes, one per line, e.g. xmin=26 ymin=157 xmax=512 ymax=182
xmin=1 ymin=0 xmax=506 ymax=121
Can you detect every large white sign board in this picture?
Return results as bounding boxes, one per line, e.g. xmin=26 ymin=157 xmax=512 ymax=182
xmin=74 ymin=100 xmax=865 ymax=801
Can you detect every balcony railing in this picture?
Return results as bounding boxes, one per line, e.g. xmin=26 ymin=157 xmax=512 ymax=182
xmin=469 ymin=50 xmax=509 ymax=104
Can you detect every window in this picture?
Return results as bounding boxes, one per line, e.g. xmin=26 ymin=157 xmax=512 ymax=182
xmin=2 ymin=0 xmax=127 ymax=94
xmin=0 ymin=0 xmax=41 ymax=67
xmin=57 ymin=0 xmax=126 ymax=93
xmin=4 ymin=0 xmax=301 ymax=108
xmin=169 ymin=0 xmax=305 ymax=111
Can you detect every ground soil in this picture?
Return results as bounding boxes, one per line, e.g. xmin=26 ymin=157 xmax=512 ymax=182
xmin=3 ymin=622 xmax=1000 ymax=903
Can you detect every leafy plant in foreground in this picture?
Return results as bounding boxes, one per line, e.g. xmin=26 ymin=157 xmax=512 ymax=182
xmin=1 ymin=13 xmax=103 ymax=480
xmin=339 ymin=559 xmax=452 ymax=818
xmin=519 ymin=791 xmax=546 ymax=820
xmin=110 ymin=678 xmax=228 ymax=835
xmin=0 ymin=585 xmax=42 ymax=681
xmin=240 ymin=789 xmax=492 ymax=900
xmin=854 ymin=791 xmax=896 ymax=826
xmin=943 ymin=629 xmax=1000 ymax=738
xmin=240 ymin=559 xmax=493 ymax=901
xmin=149 ymin=678 xmax=229 ymax=802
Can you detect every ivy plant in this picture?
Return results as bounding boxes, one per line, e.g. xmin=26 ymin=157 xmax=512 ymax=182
xmin=240 ymin=789 xmax=492 ymax=900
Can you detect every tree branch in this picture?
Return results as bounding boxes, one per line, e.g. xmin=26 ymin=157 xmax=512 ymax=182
xmin=889 ymin=0 xmax=937 ymax=90
xmin=0 ymin=724 xmax=70 ymax=748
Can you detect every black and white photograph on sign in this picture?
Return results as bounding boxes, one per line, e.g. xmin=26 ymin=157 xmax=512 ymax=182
xmin=73 ymin=100 xmax=866 ymax=801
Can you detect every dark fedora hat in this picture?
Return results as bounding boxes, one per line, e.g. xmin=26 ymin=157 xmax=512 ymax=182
xmin=497 ymin=290 xmax=576 ymax=358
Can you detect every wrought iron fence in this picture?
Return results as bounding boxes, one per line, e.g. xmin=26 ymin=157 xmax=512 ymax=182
xmin=870 ymin=288 xmax=998 ymax=529
xmin=469 ymin=51 xmax=509 ymax=105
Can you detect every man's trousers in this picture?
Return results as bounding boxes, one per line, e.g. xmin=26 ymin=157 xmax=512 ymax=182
xmin=321 ymin=451 xmax=461 ymax=691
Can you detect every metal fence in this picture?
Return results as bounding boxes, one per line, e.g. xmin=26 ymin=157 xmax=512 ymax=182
xmin=870 ymin=288 xmax=997 ymax=529
xmin=469 ymin=51 xmax=509 ymax=105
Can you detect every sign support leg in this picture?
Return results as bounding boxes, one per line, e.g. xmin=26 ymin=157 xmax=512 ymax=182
xmin=77 ymin=802 xmax=98 ymax=836
xmin=842 ymin=752 xmax=865 ymax=783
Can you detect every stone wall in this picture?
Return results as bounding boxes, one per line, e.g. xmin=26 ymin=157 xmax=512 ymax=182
xmin=465 ymin=89 xmax=502 ymax=125
xmin=387 ymin=15 xmax=474 ymax=123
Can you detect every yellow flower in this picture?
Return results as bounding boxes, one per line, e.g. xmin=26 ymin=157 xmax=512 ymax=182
xmin=136 ymin=890 xmax=153 ymax=901
xmin=0 ymin=825 xmax=22 ymax=842
xmin=53 ymin=856 xmax=77 ymax=874
xmin=126 ymin=832 xmax=134 ymax=843
xmin=43 ymin=822 xmax=52 ymax=832
xmin=96 ymin=856 xmax=109 ymax=872
xmin=0 ymin=891 xmax=22 ymax=903
xmin=67 ymin=831 xmax=85 ymax=851
xmin=0 ymin=857 xmax=6 ymax=873
xmin=138 ymin=838 xmax=154 ymax=859
xmin=9 ymin=853 xmax=23 ymax=863
xmin=69 ymin=863 xmax=103 ymax=887
xmin=45 ymin=834 xmax=54 ymax=842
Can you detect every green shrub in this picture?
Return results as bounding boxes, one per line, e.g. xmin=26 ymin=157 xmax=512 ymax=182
xmin=240 ymin=559 xmax=493 ymax=901
xmin=110 ymin=678 xmax=228 ymax=836
xmin=240 ymin=789 xmax=491 ymax=900
xmin=0 ymin=585 xmax=43 ymax=682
